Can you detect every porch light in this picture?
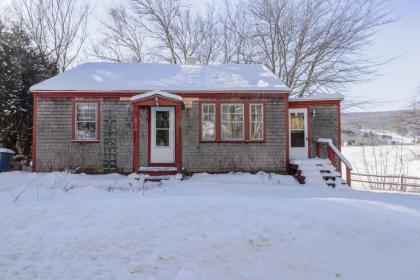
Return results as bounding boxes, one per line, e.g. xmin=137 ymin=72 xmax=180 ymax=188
xmin=311 ymin=109 xmax=316 ymax=117
xmin=155 ymin=97 xmax=159 ymax=106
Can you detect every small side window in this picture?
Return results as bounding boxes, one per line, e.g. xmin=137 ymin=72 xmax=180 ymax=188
xmin=250 ymin=104 xmax=264 ymax=140
xmin=75 ymin=103 xmax=98 ymax=141
xmin=201 ymin=104 xmax=216 ymax=141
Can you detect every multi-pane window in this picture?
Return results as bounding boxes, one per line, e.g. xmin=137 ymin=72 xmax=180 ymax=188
xmin=200 ymin=102 xmax=265 ymax=142
xmin=221 ymin=104 xmax=244 ymax=140
xmin=201 ymin=104 xmax=215 ymax=140
xmin=250 ymin=104 xmax=264 ymax=140
xmin=75 ymin=103 xmax=98 ymax=141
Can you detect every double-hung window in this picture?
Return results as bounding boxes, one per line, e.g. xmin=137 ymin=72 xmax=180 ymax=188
xmin=75 ymin=102 xmax=98 ymax=141
xmin=221 ymin=104 xmax=244 ymax=140
xmin=201 ymin=104 xmax=216 ymax=141
xmin=200 ymin=102 xmax=265 ymax=142
xmin=250 ymin=104 xmax=264 ymax=140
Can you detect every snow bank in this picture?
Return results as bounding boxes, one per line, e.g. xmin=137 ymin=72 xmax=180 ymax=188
xmin=1 ymin=171 xmax=420 ymax=280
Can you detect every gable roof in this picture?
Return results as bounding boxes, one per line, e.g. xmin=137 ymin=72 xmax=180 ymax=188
xmin=30 ymin=62 xmax=290 ymax=93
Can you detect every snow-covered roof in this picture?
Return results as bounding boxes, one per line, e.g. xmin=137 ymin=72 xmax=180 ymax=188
xmin=289 ymin=93 xmax=344 ymax=101
xmin=130 ymin=90 xmax=184 ymax=103
xmin=30 ymin=63 xmax=290 ymax=93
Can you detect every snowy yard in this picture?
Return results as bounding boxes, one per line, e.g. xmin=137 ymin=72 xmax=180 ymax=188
xmin=1 ymin=171 xmax=420 ymax=280
xmin=342 ymin=145 xmax=420 ymax=177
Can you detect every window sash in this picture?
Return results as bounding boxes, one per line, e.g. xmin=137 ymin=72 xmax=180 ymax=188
xmin=200 ymin=103 xmax=265 ymax=142
xmin=221 ymin=104 xmax=244 ymax=140
xmin=75 ymin=103 xmax=98 ymax=141
xmin=250 ymin=104 xmax=264 ymax=140
xmin=201 ymin=104 xmax=216 ymax=141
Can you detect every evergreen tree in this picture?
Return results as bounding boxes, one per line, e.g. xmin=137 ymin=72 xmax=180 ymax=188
xmin=0 ymin=21 xmax=57 ymax=157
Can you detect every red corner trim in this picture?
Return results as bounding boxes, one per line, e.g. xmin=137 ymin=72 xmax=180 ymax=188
xmin=175 ymin=104 xmax=182 ymax=171
xmin=285 ymin=100 xmax=289 ymax=171
xmin=32 ymin=95 xmax=38 ymax=172
xmin=337 ymin=103 xmax=342 ymax=173
xmin=132 ymin=105 xmax=140 ymax=172
xmin=307 ymin=107 xmax=312 ymax=158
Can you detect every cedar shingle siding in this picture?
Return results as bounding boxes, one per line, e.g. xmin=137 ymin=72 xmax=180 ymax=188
xmin=36 ymin=97 xmax=133 ymax=173
xmin=309 ymin=104 xmax=339 ymax=157
xmin=181 ymin=98 xmax=287 ymax=173
xmin=35 ymin=96 xmax=338 ymax=173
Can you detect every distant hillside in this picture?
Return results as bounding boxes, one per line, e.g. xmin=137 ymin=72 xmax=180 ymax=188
xmin=341 ymin=110 xmax=419 ymax=145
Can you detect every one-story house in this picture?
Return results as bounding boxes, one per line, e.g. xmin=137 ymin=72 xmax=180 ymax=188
xmin=30 ymin=62 xmax=343 ymax=175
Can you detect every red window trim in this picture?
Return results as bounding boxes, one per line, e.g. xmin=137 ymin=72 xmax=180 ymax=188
xmin=72 ymin=100 xmax=100 ymax=143
xmin=200 ymin=103 xmax=217 ymax=141
xmin=220 ymin=103 xmax=245 ymax=141
xmin=249 ymin=103 xmax=265 ymax=141
xmin=199 ymin=101 xmax=266 ymax=143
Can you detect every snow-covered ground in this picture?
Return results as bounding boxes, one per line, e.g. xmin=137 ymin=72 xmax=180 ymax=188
xmin=359 ymin=129 xmax=415 ymax=145
xmin=342 ymin=145 xmax=420 ymax=177
xmin=1 ymin=171 xmax=420 ymax=279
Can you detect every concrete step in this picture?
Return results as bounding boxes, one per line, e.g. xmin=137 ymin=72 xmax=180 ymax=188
xmin=290 ymin=158 xmax=344 ymax=188
xmin=327 ymin=182 xmax=336 ymax=188
xmin=138 ymin=166 xmax=178 ymax=176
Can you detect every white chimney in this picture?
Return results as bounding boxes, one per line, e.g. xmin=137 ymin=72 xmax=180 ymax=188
xmin=185 ymin=56 xmax=196 ymax=65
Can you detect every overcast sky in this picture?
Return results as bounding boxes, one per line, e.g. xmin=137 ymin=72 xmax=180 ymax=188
xmin=2 ymin=0 xmax=419 ymax=112
xmin=343 ymin=0 xmax=420 ymax=112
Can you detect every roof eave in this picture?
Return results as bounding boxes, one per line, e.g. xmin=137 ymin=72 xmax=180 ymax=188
xmin=30 ymin=88 xmax=291 ymax=94
xmin=289 ymin=97 xmax=344 ymax=102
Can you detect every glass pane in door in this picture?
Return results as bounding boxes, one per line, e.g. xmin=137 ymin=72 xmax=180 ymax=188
xmin=156 ymin=111 xmax=169 ymax=128
xmin=155 ymin=110 xmax=170 ymax=147
xmin=290 ymin=113 xmax=304 ymax=129
xmin=156 ymin=130 xmax=169 ymax=146
xmin=291 ymin=131 xmax=305 ymax=147
xmin=290 ymin=112 xmax=305 ymax=147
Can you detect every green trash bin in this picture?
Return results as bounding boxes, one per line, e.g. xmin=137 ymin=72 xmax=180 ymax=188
xmin=0 ymin=148 xmax=15 ymax=172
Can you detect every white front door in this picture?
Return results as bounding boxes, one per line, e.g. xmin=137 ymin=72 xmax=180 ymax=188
xmin=289 ymin=108 xmax=309 ymax=159
xmin=150 ymin=107 xmax=175 ymax=164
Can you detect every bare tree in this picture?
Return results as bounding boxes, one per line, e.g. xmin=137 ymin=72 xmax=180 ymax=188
xmin=195 ymin=5 xmax=220 ymax=64
xmin=131 ymin=0 xmax=182 ymax=64
xmin=391 ymin=87 xmax=420 ymax=146
xmin=171 ymin=9 xmax=206 ymax=63
xmin=409 ymin=88 xmax=420 ymax=140
xmin=92 ymin=5 xmax=145 ymax=63
xmin=92 ymin=0 xmax=394 ymax=97
xmin=248 ymin=0 xmax=394 ymax=96
xmin=219 ymin=0 xmax=254 ymax=64
xmin=13 ymin=0 xmax=90 ymax=72
xmin=96 ymin=0 xmax=218 ymax=64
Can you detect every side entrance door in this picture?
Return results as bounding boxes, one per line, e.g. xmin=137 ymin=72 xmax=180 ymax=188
xmin=150 ymin=107 xmax=175 ymax=164
xmin=289 ymin=108 xmax=309 ymax=159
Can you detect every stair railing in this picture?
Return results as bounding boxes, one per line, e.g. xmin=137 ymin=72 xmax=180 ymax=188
xmin=316 ymin=138 xmax=353 ymax=186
